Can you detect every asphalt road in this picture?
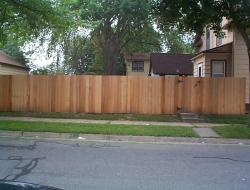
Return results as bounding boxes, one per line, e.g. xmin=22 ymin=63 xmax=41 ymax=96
xmin=0 ymin=137 xmax=250 ymax=190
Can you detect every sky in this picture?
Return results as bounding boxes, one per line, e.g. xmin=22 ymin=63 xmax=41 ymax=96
xmin=27 ymin=52 xmax=53 ymax=67
xmin=22 ymin=41 xmax=54 ymax=67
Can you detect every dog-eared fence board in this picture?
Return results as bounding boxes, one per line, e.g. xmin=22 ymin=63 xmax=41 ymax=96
xmin=0 ymin=75 xmax=12 ymax=111
xmin=11 ymin=75 xmax=30 ymax=112
xmin=0 ymin=75 xmax=246 ymax=114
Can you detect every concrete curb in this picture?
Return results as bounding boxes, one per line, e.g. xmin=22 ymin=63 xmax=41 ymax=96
xmin=0 ymin=116 xmax=226 ymax=127
xmin=0 ymin=130 xmax=250 ymax=146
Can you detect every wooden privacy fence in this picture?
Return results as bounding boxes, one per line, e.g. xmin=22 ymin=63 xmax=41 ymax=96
xmin=0 ymin=75 xmax=246 ymax=114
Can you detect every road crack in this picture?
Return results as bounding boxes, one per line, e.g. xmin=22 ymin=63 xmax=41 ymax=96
xmin=193 ymin=156 xmax=250 ymax=163
xmin=0 ymin=156 xmax=46 ymax=181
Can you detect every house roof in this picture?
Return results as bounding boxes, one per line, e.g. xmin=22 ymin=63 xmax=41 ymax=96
xmin=0 ymin=51 xmax=28 ymax=69
xmin=192 ymin=43 xmax=232 ymax=60
xmin=150 ymin=53 xmax=194 ymax=75
xmin=124 ymin=53 xmax=150 ymax=61
xmin=202 ymin=43 xmax=232 ymax=53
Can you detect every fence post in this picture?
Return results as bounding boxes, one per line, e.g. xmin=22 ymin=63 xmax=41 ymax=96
xmin=175 ymin=76 xmax=184 ymax=113
xmin=161 ymin=76 xmax=165 ymax=114
xmin=9 ymin=75 xmax=12 ymax=111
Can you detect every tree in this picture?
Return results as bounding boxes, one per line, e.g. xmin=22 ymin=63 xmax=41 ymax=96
xmin=162 ymin=29 xmax=195 ymax=53
xmin=62 ymin=35 xmax=88 ymax=74
xmin=62 ymin=35 xmax=105 ymax=75
xmin=0 ymin=0 xmax=65 ymax=47
xmin=31 ymin=63 xmax=65 ymax=75
xmin=75 ymin=0 xmax=161 ymax=75
xmin=154 ymin=0 xmax=250 ymax=124
xmin=32 ymin=67 xmax=50 ymax=75
xmin=122 ymin=24 xmax=162 ymax=53
xmin=154 ymin=0 xmax=250 ymax=64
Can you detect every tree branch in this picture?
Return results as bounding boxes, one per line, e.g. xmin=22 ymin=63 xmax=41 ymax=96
xmin=3 ymin=0 xmax=52 ymax=15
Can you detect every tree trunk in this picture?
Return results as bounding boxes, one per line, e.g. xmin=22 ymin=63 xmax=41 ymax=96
xmin=101 ymin=43 xmax=119 ymax=75
xmin=100 ymin=33 xmax=121 ymax=75
xmin=238 ymin=28 xmax=250 ymax=126
xmin=96 ymin=22 xmax=123 ymax=75
xmin=105 ymin=51 xmax=117 ymax=75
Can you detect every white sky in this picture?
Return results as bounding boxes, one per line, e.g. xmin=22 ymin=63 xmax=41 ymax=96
xmin=22 ymin=41 xmax=54 ymax=67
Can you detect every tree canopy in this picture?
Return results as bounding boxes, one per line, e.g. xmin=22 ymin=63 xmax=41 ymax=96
xmin=154 ymin=0 xmax=250 ymax=51
xmin=0 ymin=0 xmax=65 ymax=47
xmin=162 ymin=29 xmax=195 ymax=53
xmin=1 ymin=0 xmax=195 ymax=75
xmin=75 ymin=0 xmax=161 ymax=74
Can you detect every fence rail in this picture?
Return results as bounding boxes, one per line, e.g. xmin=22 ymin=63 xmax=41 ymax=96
xmin=0 ymin=75 xmax=246 ymax=114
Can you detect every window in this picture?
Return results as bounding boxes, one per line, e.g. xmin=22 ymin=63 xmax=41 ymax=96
xmin=216 ymin=36 xmax=222 ymax=47
xmin=206 ymin=28 xmax=210 ymax=50
xmin=198 ymin=63 xmax=203 ymax=77
xmin=132 ymin=61 xmax=144 ymax=72
xmin=211 ymin=60 xmax=225 ymax=77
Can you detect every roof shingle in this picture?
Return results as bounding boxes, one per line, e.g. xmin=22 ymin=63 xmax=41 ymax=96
xmin=0 ymin=51 xmax=28 ymax=69
xmin=150 ymin=53 xmax=194 ymax=75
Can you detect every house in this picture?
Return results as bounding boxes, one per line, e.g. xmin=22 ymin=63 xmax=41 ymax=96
xmin=149 ymin=53 xmax=194 ymax=76
xmin=192 ymin=18 xmax=249 ymax=103
xmin=0 ymin=51 xmax=29 ymax=75
xmin=124 ymin=53 xmax=151 ymax=76
xmin=124 ymin=53 xmax=194 ymax=76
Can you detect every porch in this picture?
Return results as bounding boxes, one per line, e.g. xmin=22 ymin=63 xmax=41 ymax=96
xmin=192 ymin=43 xmax=233 ymax=77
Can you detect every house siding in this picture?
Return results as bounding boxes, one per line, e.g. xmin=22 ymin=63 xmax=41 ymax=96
xmin=126 ymin=60 xmax=150 ymax=76
xmin=205 ymin=53 xmax=232 ymax=77
xmin=200 ymin=34 xmax=206 ymax=52
xmin=222 ymin=30 xmax=234 ymax=45
xmin=193 ymin=53 xmax=232 ymax=77
xmin=194 ymin=18 xmax=250 ymax=104
xmin=0 ymin=63 xmax=28 ymax=75
xmin=233 ymin=28 xmax=249 ymax=103
xmin=200 ymin=27 xmax=234 ymax=51
xmin=210 ymin=30 xmax=234 ymax=48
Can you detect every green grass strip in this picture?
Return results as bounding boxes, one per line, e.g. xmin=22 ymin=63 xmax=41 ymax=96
xmin=0 ymin=112 xmax=179 ymax=122
xmin=201 ymin=115 xmax=247 ymax=124
xmin=214 ymin=125 xmax=250 ymax=139
xmin=0 ymin=120 xmax=197 ymax=137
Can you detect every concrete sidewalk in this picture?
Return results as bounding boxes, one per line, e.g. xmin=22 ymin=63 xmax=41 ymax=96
xmin=0 ymin=116 xmax=225 ymax=128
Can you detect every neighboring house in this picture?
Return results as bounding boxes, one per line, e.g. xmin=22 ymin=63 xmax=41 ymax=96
xmin=149 ymin=53 xmax=194 ymax=76
xmin=124 ymin=53 xmax=150 ymax=76
xmin=192 ymin=18 xmax=249 ymax=103
xmin=0 ymin=51 xmax=29 ymax=75
xmin=124 ymin=53 xmax=194 ymax=76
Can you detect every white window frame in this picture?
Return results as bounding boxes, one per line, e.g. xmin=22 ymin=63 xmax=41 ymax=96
xmin=197 ymin=63 xmax=203 ymax=77
xmin=211 ymin=60 xmax=226 ymax=77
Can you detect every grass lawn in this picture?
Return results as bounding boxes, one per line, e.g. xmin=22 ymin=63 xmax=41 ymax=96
xmin=0 ymin=112 xmax=179 ymax=122
xmin=0 ymin=120 xmax=198 ymax=137
xmin=201 ymin=114 xmax=248 ymax=124
xmin=214 ymin=125 xmax=250 ymax=139
xmin=1 ymin=111 xmax=247 ymax=125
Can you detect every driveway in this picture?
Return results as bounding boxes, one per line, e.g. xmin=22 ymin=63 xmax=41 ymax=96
xmin=0 ymin=137 xmax=249 ymax=190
